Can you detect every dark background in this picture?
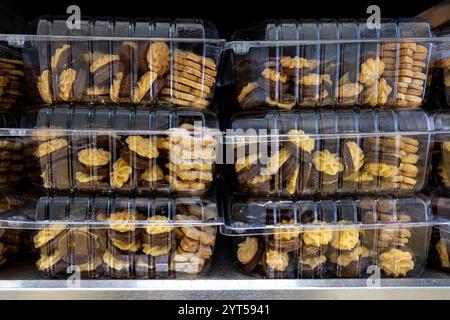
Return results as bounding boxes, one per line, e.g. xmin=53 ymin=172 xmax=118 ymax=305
xmin=0 ymin=0 xmax=443 ymax=37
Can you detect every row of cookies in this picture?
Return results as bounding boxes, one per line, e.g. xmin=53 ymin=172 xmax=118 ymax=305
xmin=236 ymin=48 xmax=429 ymax=110
xmin=232 ymin=198 xmax=427 ymax=279
xmin=33 ymin=197 xmax=218 ymax=279
xmin=32 ymin=125 xmax=218 ymax=194
xmin=380 ymin=42 xmax=429 ymax=107
xmin=32 ymin=42 xmax=218 ymax=109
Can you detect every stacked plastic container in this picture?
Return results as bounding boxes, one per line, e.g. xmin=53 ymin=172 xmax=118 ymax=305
xmin=0 ymin=16 xmax=450 ymax=284
xmin=0 ymin=17 xmax=226 ymax=279
xmin=220 ymin=19 xmax=438 ymax=279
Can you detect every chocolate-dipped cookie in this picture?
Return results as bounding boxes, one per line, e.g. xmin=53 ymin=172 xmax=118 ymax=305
xmin=298 ymin=255 xmax=327 ymax=278
xmin=236 ymin=237 xmax=265 ymax=273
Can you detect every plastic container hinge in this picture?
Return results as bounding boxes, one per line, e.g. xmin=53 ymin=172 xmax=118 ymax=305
xmin=7 ymin=36 xmax=25 ymax=48
xmin=231 ymin=42 xmax=250 ymax=55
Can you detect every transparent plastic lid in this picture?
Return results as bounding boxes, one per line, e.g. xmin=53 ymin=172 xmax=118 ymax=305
xmin=0 ymin=194 xmax=221 ymax=230
xmin=230 ymin=19 xmax=432 ymax=42
xmin=225 ymin=19 xmax=439 ymax=110
xmin=222 ymin=194 xmax=432 ymax=236
xmin=24 ymin=105 xmax=220 ymax=132
xmin=33 ymin=17 xmax=219 ymax=40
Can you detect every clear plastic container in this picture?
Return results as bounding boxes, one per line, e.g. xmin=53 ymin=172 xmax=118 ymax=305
xmin=226 ymin=109 xmax=433 ymax=196
xmin=21 ymin=17 xmax=224 ymax=109
xmin=225 ymin=19 xmax=433 ymax=110
xmin=22 ymin=105 xmax=220 ymax=194
xmin=222 ymin=195 xmax=432 ymax=279
xmin=0 ymin=44 xmax=26 ymax=111
xmin=0 ymin=193 xmax=220 ymax=279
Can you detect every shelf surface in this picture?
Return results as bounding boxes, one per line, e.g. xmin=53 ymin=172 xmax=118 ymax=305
xmin=0 ymin=239 xmax=449 ymax=300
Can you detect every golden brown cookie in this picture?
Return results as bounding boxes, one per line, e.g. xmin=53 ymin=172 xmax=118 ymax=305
xmin=171 ymin=170 xmax=213 ymax=182
xmin=58 ymin=68 xmax=76 ymax=101
xmin=399 ymin=56 xmax=413 ymax=64
xmin=165 ymin=161 xmax=213 ymax=172
xmin=265 ymin=97 xmax=295 ymax=110
xmin=173 ymin=70 xmax=215 ymax=88
xmin=400 ymin=48 xmax=415 ymax=57
xmin=383 ymin=69 xmax=414 ymax=78
xmin=397 ymin=76 xmax=412 ymax=84
xmin=173 ymin=55 xmax=217 ymax=78
xmin=172 ymin=63 xmax=216 ymax=82
xmin=90 ymin=54 xmax=120 ymax=73
xmin=183 ymin=51 xmax=217 ymax=71
xmin=165 ymin=175 xmax=207 ymax=191
xmin=415 ymin=45 xmax=428 ymax=54
xmin=399 ymin=163 xmax=419 ymax=177
xmin=396 ymin=92 xmax=422 ymax=104
xmin=0 ymin=69 xmax=24 ymax=77
xmin=159 ymin=95 xmax=210 ymax=108
xmin=131 ymin=71 xmax=158 ymax=103
xmin=413 ymin=72 xmax=427 ymax=80
xmin=261 ymin=68 xmax=288 ymax=84
xmin=160 ymin=88 xmax=207 ymax=102
xmin=163 ymin=80 xmax=211 ymax=98
xmin=401 ymin=153 xmax=419 ymax=164
xmin=411 ymin=79 xmax=424 ymax=86
xmin=384 ymin=63 xmax=413 ymax=71
xmin=413 ymin=52 xmax=427 ymax=61
xmin=0 ymin=58 xmax=23 ymax=66
xmin=147 ymin=42 xmax=171 ymax=76
xmin=413 ymin=60 xmax=426 ymax=68
xmin=165 ymin=75 xmax=212 ymax=93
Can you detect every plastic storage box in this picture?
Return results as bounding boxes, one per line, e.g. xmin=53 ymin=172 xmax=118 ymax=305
xmin=0 ymin=194 xmax=221 ymax=279
xmin=22 ymin=18 xmax=224 ymax=109
xmin=227 ymin=109 xmax=433 ymax=196
xmin=225 ymin=19 xmax=432 ymax=110
xmin=222 ymin=195 xmax=432 ymax=279
xmin=22 ymin=105 xmax=220 ymax=194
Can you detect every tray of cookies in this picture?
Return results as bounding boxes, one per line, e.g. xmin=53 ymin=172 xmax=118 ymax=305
xmin=0 ymin=193 xmax=220 ymax=279
xmin=222 ymin=195 xmax=432 ymax=279
xmin=22 ymin=105 xmax=220 ymax=194
xmin=224 ymin=19 xmax=433 ymax=110
xmin=226 ymin=109 xmax=433 ymax=196
xmin=21 ymin=17 xmax=224 ymax=109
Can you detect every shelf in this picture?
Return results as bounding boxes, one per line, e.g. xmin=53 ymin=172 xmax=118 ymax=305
xmin=0 ymin=239 xmax=450 ymax=300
